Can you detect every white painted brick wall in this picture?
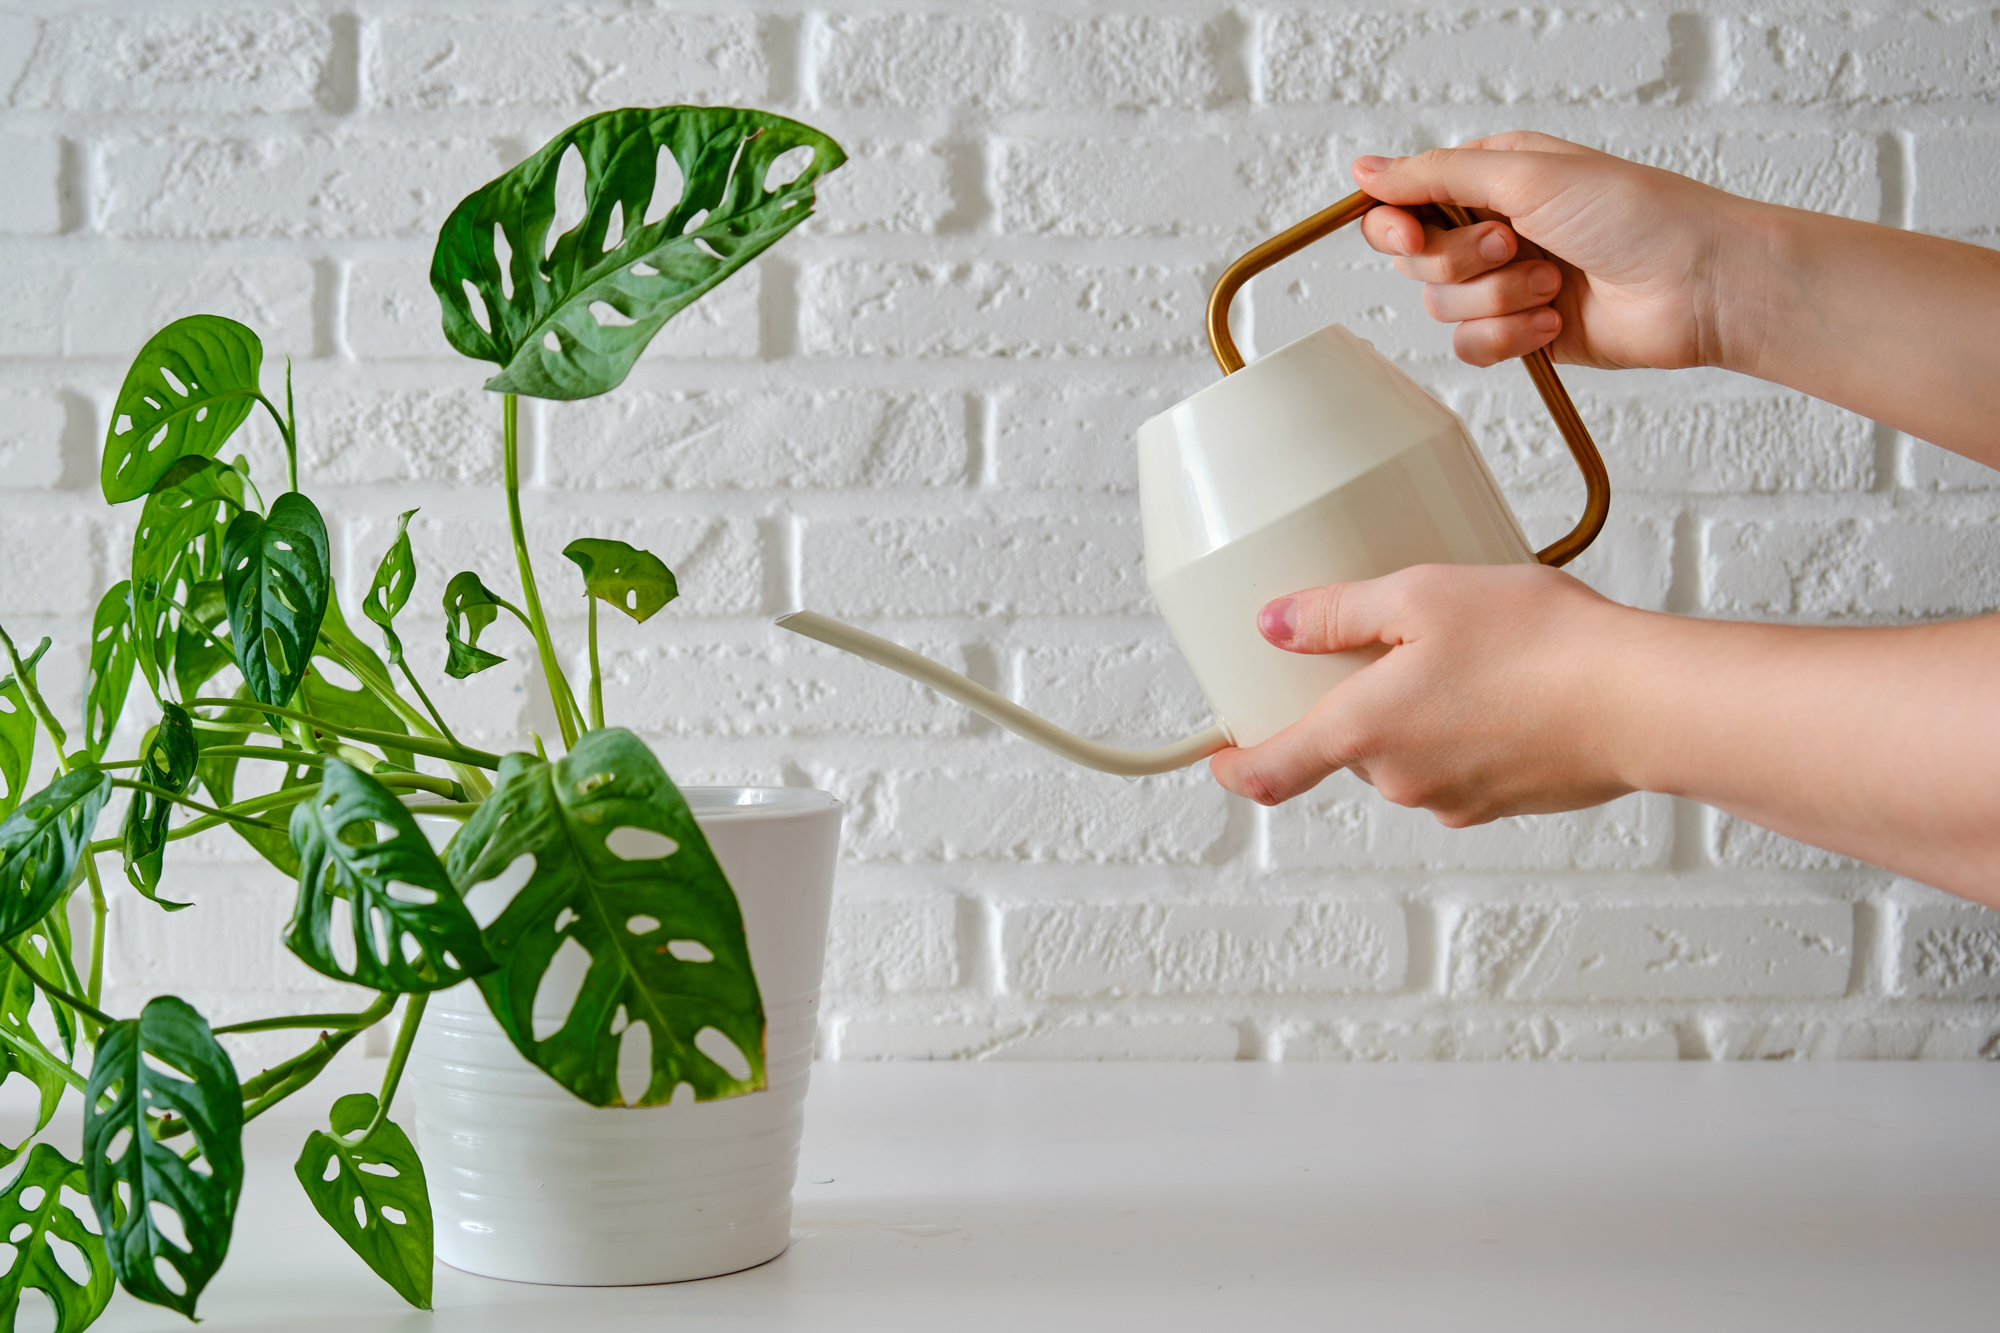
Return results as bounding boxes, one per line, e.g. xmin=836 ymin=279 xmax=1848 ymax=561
xmin=3 ymin=0 xmax=1997 ymax=1065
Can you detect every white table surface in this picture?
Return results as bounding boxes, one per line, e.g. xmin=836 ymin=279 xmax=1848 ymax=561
xmin=82 ymin=1060 xmax=2000 ymax=1332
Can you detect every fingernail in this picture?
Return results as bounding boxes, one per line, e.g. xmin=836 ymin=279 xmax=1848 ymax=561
xmin=1354 ymin=155 xmax=1390 ymax=174
xmin=1530 ymin=308 xmax=1561 ymax=333
xmin=1531 ymin=264 xmax=1561 ymax=296
xmin=1259 ymin=597 xmax=1297 ymax=643
xmin=1386 ymin=230 xmax=1411 ymax=257
xmin=1478 ymin=228 xmax=1510 ymax=262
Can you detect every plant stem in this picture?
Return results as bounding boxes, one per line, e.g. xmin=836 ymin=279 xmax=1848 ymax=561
xmin=586 ymin=595 xmax=604 ymax=730
xmin=191 ymin=744 xmax=326 ymax=767
xmin=394 ymin=659 xmax=464 ymax=751
xmin=158 ymin=593 xmax=231 ymax=659
xmin=107 ymin=778 xmax=288 ymax=834
xmin=357 ymin=993 xmax=427 ymax=1146
xmin=188 ymin=697 xmax=501 ymax=769
xmin=257 ymin=390 xmax=298 ymax=494
xmin=502 ymin=393 xmax=582 ymax=749
xmin=2 ymin=940 xmax=114 ymax=1027
xmin=215 ymin=1007 xmax=395 ymax=1036
xmin=82 ymin=854 xmax=107 ymax=1017
xmin=85 ymin=784 xmax=319 ymax=857
xmin=0 ymin=1027 xmax=85 ymax=1093
xmin=0 ymin=625 xmax=70 ymax=775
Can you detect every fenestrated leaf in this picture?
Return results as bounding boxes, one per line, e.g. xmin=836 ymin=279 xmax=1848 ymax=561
xmin=0 ymin=917 xmax=79 ymax=1165
xmin=130 ymin=456 xmax=245 ymax=699
xmin=286 ymin=758 xmax=493 ymax=993
xmin=83 ymin=995 xmax=243 ymax=1320
xmin=171 ymin=579 xmax=234 ymax=705
xmin=362 ymin=510 xmax=419 ymax=666
xmin=221 ymin=491 xmax=330 ymax=707
xmin=442 ymin=572 xmax=513 ymax=679
xmin=102 ymin=315 xmax=263 ymax=503
xmin=0 ymin=1143 xmax=115 ymax=1333
xmin=561 ymin=538 xmax=677 ymax=624
xmin=432 ymin=106 xmax=844 ymax=400
xmin=447 ymin=728 xmax=762 ymax=1108
xmin=293 ymin=1093 xmax=432 ymax=1310
xmin=0 ymin=639 xmax=46 ymax=823
xmin=82 ymin=582 xmax=137 ymax=762
xmin=120 ymin=703 xmax=198 ymax=909
xmin=0 ymin=769 xmax=112 ymax=945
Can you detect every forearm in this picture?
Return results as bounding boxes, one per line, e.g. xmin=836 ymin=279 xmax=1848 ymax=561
xmin=1726 ymin=203 xmax=2000 ymax=467
xmin=1603 ymin=607 xmax=2000 ymax=902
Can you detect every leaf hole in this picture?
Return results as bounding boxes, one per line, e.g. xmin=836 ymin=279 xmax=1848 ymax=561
xmin=602 ymin=199 xmax=624 ymax=251
xmin=144 ymin=425 xmax=170 ymax=455
xmin=530 ymin=936 xmax=593 ymax=1042
xmin=195 ymin=406 xmax=208 ymax=422
xmin=310 ymin=656 xmax=362 ymax=692
xmin=328 ymin=896 xmax=359 ymax=974
xmin=148 ymin=1200 xmax=188 ymax=1252
xmin=16 ymin=1186 xmax=43 ymax=1212
xmin=13 ymin=1285 xmax=48 ymax=1333
xmin=493 ymin=224 xmax=514 ymax=300
xmin=7 ymin=1223 xmax=27 ymax=1243
xmin=667 ymin=939 xmax=713 ymax=963
xmin=357 ymin=1161 xmax=398 ymax=1178
xmin=369 ymin=905 xmax=391 ymax=966
xmin=321 ymin=1155 xmax=339 ymax=1183
xmin=59 ymin=1187 xmax=96 ymax=1235
xmin=553 ymin=906 xmax=578 ymax=933
xmin=46 ymin=1235 xmax=88 ymax=1287
xmin=693 ymin=237 xmax=724 ymax=261
xmin=547 ymin=144 xmax=589 ymax=261
xmin=765 ymin=144 xmax=815 ymax=191
xmin=154 ymin=1255 xmax=186 ymax=1296
xmin=543 ymin=330 xmax=562 ymax=353
xmin=462 ymin=852 xmax=535 ymax=929
xmin=617 ymin=1020 xmax=652 ymax=1106
xmin=604 ymin=826 xmax=677 ymax=860
xmin=353 ymin=1195 xmax=368 ymax=1229
xmin=0 ymin=1244 xmax=16 ymax=1280
xmin=695 ymin=1027 xmax=753 ymax=1081
xmin=681 ymin=208 xmax=709 ymax=234
xmin=630 ymin=261 xmax=660 ymax=278
xmin=140 ymin=1050 xmax=191 ymax=1083
xmin=384 ymin=881 xmax=437 ymax=906
xmin=380 ymin=1205 xmax=407 ymax=1226
xmin=587 ymin=300 xmax=637 ymax=328
xmin=461 ymin=279 xmax=491 ymax=335
xmin=158 ymin=367 xmax=189 ymax=396
xmin=104 ymin=1128 xmax=133 ymax=1163
xmin=625 ymin=914 xmax=660 ymax=936
xmin=610 ymin=1004 xmax=628 ymax=1035
xmin=399 ymin=932 xmax=421 ymax=965
xmin=114 ymin=414 xmax=132 ymax=435
xmin=643 ymin=145 xmax=683 ymax=226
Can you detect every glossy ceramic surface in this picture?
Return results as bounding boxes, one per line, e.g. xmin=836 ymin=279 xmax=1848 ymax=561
xmin=1139 ymin=324 xmax=1535 ymax=746
xmin=410 ymin=786 xmax=843 ymax=1286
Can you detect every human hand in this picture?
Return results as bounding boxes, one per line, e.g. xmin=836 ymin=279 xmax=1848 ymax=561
xmin=1207 ymin=564 xmax=1638 ymax=819
xmin=1353 ymin=131 xmax=1768 ymax=374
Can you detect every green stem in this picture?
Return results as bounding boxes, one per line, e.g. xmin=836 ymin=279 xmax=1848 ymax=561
xmin=0 ymin=626 xmax=70 ymax=775
xmin=82 ymin=855 xmax=106 ymax=1016
xmin=2 ymin=941 xmax=114 ymax=1027
xmin=107 ymin=778 xmax=288 ymax=834
xmin=502 ymin=394 xmax=582 ymax=749
xmin=187 ymin=697 xmax=501 ymax=769
xmin=257 ymin=390 xmax=298 ymax=494
xmin=394 ymin=659 xmax=464 ymax=751
xmin=191 ymin=744 xmax=325 ymax=767
xmin=157 ymin=593 xmax=232 ymax=659
xmin=586 ymin=595 xmax=604 ymax=730
xmin=215 ymin=1006 xmax=394 ymax=1036
xmin=357 ymin=993 xmax=427 ymax=1146
xmin=400 ymin=799 xmax=479 ymax=820
xmin=85 ymin=784 xmax=319 ymax=857
xmin=0 ymin=1027 xmax=85 ymax=1093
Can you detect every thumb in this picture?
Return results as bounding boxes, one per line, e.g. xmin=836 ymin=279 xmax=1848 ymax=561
xmin=1259 ymin=580 xmax=1402 ymax=655
xmin=1352 ymin=143 xmax=1611 ymax=232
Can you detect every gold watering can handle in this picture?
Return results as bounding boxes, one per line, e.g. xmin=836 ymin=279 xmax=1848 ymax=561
xmin=1205 ymin=190 xmax=1610 ymax=568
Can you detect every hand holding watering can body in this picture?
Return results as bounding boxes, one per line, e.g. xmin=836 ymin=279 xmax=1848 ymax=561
xmin=786 ymin=132 xmax=2000 ymax=908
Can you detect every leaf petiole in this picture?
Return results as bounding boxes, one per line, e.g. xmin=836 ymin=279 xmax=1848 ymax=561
xmin=107 ymin=777 xmax=288 ymax=834
xmin=0 ymin=1024 xmax=85 ymax=1092
xmin=187 ymin=697 xmax=502 ymax=769
xmin=586 ymin=594 xmax=604 ymax=730
xmin=356 ymin=993 xmax=427 ymax=1148
xmin=502 ymin=394 xmax=584 ymax=748
xmin=214 ymin=1006 xmax=397 ymax=1036
xmin=1 ymin=939 xmax=114 ymax=1027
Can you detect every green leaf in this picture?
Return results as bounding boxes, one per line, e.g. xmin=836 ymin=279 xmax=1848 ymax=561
xmin=119 ymin=703 xmax=199 ymax=909
xmin=293 ymin=1093 xmax=432 ymax=1310
xmin=362 ymin=510 xmax=420 ymax=668
xmin=170 ymin=579 xmax=234 ymax=705
xmin=286 ymin=758 xmax=494 ymax=993
xmin=0 ymin=640 xmax=46 ymax=823
xmin=561 ymin=538 xmax=677 ymax=624
xmin=221 ymin=492 xmax=331 ymax=708
xmin=0 ymin=1143 xmax=116 ymax=1333
xmin=81 ymin=582 xmax=137 ymax=763
xmin=102 ymin=315 xmax=263 ymax=504
xmin=447 ymin=728 xmax=763 ymax=1108
xmin=442 ymin=572 xmax=510 ymax=679
xmin=83 ymin=995 xmax=243 ymax=1320
xmin=0 ymin=769 xmax=112 ymax=945
xmin=130 ymin=456 xmax=245 ymax=699
xmin=0 ymin=917 xmax=80 ymax=1163
xmin=431 ymin=106 xmax=845 ymax=400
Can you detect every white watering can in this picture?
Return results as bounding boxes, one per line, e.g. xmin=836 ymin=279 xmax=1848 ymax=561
xmin=779 ymin=193 xmax=1610 ymax=775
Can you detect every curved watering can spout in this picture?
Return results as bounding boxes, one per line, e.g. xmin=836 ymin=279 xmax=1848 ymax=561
xmin=776 ymin=612 xmax=1231 ymax=778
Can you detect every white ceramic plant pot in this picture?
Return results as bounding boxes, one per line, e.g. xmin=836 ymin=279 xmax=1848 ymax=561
xmin=409 ymin=786 xmax=843 ymax=1286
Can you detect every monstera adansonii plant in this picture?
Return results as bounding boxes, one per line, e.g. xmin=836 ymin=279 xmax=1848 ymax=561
xmin=0 ymin=105 xmax=843 ymax=1324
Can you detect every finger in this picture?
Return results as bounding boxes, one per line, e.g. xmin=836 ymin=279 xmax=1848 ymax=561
xmin=1388 ymin=219 xmax=1519 ymax=285
xmin=1451 ymin=308 xmax=1561 ymax=367
xmin=1359 ymin=204 xmax=1425 ymax=258
xmin=1208 ymin=707 xmax=1355 ymax=807
xmin=1352 ymin=144 xmax=1611 ymax=229
xmin=1258 ymin=578 xmax=1404 ymax=655
xmin=1454 ymin=130 xmax=1596 ymax=158
xmin=1422 ymin=258 xmax=1562 ymax=323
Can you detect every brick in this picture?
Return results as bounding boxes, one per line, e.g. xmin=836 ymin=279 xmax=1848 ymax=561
xmin=300 ymin=386 xmax=500 ymax=486
xmin=0 ymin=139 xmax=60 ymax=235
xmin=1019 ymin=14 xmax=1232 ymax=109
xmin=1444 ymin=900 xmax=1852 ymax=1001
xmin=0 ymin=392 xmax=68 ymax=490
xmin=807 ymin=13 xmax=1019 ymax=109
xmin=801 ymin=513 xmax=1149 ymax=617
xmin=346 ymin=250 xmax=759 ymax=360
xmin=823 ymin=895 xmax=960 ymax=994
xmin=987 ymin=1018 xmax=1240 ymax=1060
xmin=1703 ymin=1018 xmax=1990 ymax=1061
xmin=102 ymin=136 xmax=508 ymax=240
xmin=1732 ymin=11 xmax=2000 ymax=107
xmin=812 ymin=140 xmax=958 ymax=236
xmin=541 ymin=389 xmax=970 ymax=491
xmin=1283 ymin=1019 xmax=1678 ymax=1061
xmin=1468 ymin=388 xmax=1876 ymax=497
xmin=1260 ymin=10 xmax=1671 ymax=105
xmin=1713 ymin=815 xmax=1864 ymax=871
xmin=1270 ymin=777 xmax=1670 ymax=871
xmin=800 ymin=261 xmax=1207 ymax=360
xmin=1001 ymin=899 xmax=1405 ymax=997
xmin=0 ymin=511 xmax=95 ymax=616
xmin=1706 ymin=514 xmax=2000 ymax=622
xmin=14 ymin=13 xmax=335 ymax=112
xmin=1907 ymin=444 xmax=2000 ymax=492
xmin=1914 ymin=131 xmax=2000 ymax=240
xmin=1017 ymin=640 xmax=1213 ymax=745
xmin=1899 ymin=900 xmax=2000 ymax=999
xmin=601 ymin=635 xmax=974 ymax=739
xmin=66 ymin=256 xmax=316 ymax=361
xmin=991 ymin=384 xmax=1182 ymax=491
xmin=369 ymin=14 xmax=766 ymax=110
xmin=996 ymin=134 xmax=1343 ymax=238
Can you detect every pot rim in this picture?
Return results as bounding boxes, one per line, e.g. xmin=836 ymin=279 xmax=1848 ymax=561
xmin=682 ymin=784 xmax=842 ymax=819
